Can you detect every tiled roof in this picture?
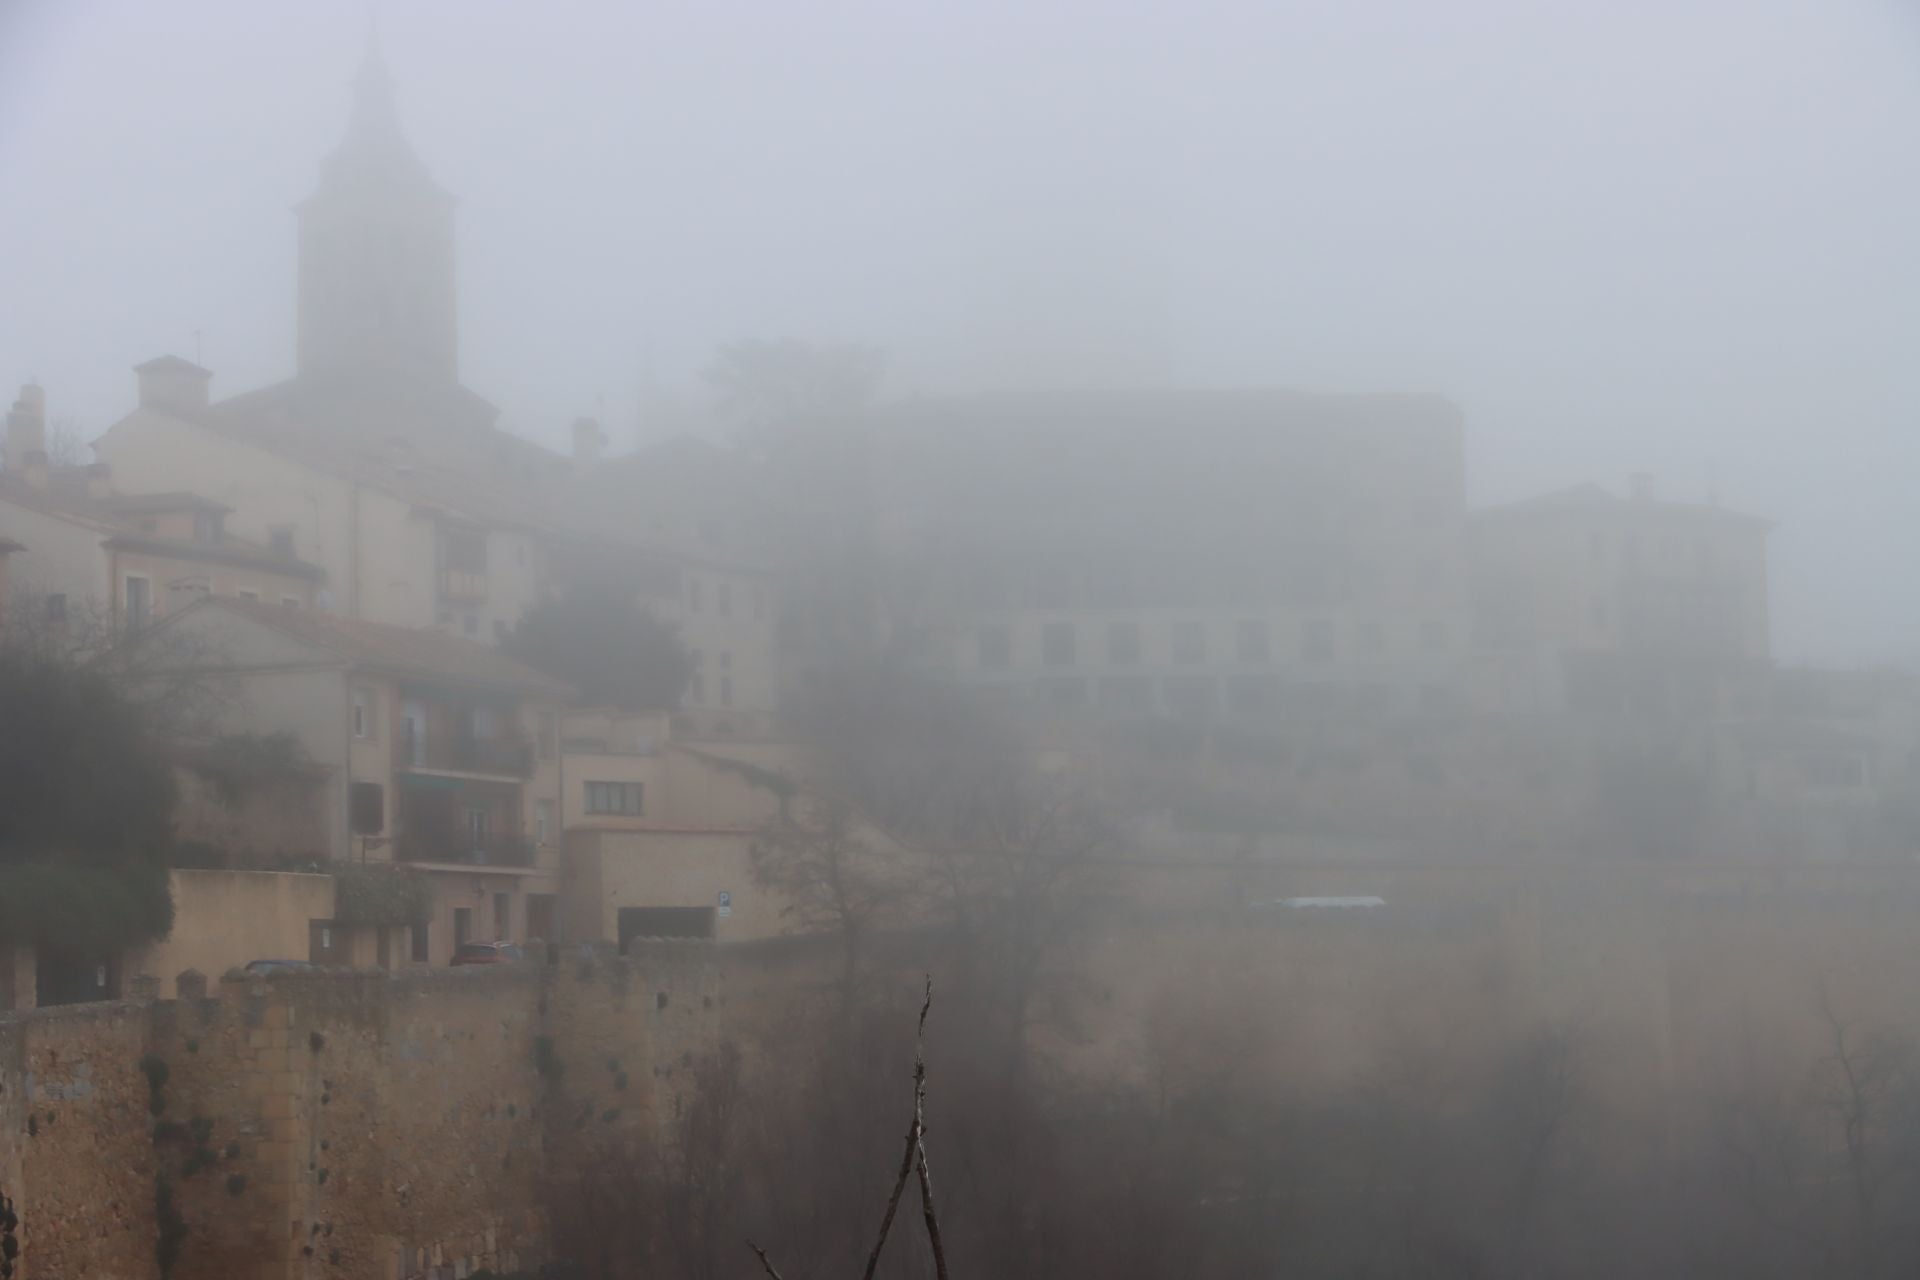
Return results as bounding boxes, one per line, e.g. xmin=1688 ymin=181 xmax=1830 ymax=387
xmin=0 ymin=470 xmax=322 ymax=577
xmin=184 ymin=595 xmax=573 ymax=697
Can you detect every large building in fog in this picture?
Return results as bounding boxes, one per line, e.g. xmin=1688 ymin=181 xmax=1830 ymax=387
xmin=866 ymin=389 xmax=1471 ymax=719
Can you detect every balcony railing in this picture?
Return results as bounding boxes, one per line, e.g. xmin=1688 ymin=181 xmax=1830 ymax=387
xmin=394 ymin=828 xmax=535 ymax=868
xmin=399 ymin=724 xmax=534 ymax=778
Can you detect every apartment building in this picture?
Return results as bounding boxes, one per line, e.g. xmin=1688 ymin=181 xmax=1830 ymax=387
xmin=870 ymin=389 xmax=1472 ymax=720
xmin=149 ymin=596 xmax=571 ymax=964
xmin=0 ymin=384 xmax=323 ymax=631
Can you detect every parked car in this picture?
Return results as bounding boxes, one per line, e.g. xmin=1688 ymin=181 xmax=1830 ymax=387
xmin=450 ymin=941 xmax=526 ymax=967
xmin=243 ymin=958 xmax=321 ymax=975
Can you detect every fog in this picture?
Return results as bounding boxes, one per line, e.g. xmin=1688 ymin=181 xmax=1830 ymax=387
xmin=11 ymin=5 xmax=1920 ymax=1276
xmin=4 ymin=0 xmax=1919 ymax=662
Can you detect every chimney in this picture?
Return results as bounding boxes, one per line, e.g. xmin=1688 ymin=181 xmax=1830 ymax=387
xmin=571 ymin=416 xmax=607 ymax=466
xmin=84 ymin=462 xmax=113 ymax=500
xmin=1629 ymin=472 xmax=1654 ymax=503
xmin=133 ymin=355 xmax=212 ymax=414
xmin=5 ymin=383 xmax=48 ymax=488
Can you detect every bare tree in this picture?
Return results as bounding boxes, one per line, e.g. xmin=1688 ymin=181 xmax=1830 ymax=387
xmin=752 ymin=797 xmax=915 ymax=1014
xmin=43 ymin=415 xmax=89 ymax=468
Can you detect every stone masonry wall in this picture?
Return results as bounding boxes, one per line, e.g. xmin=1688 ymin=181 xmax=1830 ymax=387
xmin=0 ymin=1000 xmax=158 ymax=1280
xmin=0 ymin=948 xmax=726 ymax=1280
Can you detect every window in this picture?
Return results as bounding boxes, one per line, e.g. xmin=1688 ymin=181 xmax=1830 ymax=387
xmin=453 ymin=907 xmax=473 ymax=949
xmin=978 ymin=625 xmax=1012 ymax=669
xmin=125 ymin=575 xmax=152 ymax=630
xmin=535 ymin=799 xmax=553 ymax=845
xmin=352 ymin=687 xmax=376 ymax=739
xmin=493 ymin=892 xmax=511 ymax=940
xmin=1304 ymin=619 xmax=1336 ymax=663
xmin=465 ymin=807 xmax=489 ymax=855
xmin=1041 ymin=621 xmax=1077 ymax=667
xmin=585 ymin=781 xmax=644 ymax=816
xmin=1172 ymin=621 xmax=1206 ymax=664
xmin=718 ymin=582 xmax=732 ymax=617
xmin=349 ymin=781 xmax=384 ymax=835
xmin=400 ymin=701 xmax=426 ymax=765
xmin=1106 ymin=620 xmax=1141 ymax=665
xmin=1236 ymin=619 xmax=1272 ymax=663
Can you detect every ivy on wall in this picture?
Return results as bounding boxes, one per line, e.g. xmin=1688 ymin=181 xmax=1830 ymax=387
xmin=332 ymin=864 xmax=433 ymax=927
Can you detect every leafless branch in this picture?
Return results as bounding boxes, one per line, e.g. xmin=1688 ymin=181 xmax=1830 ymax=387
xmin=858 ymin=976 xmax=936 ymax=1280
xmin=747 ymin=1238 xmax=786 ymax=1280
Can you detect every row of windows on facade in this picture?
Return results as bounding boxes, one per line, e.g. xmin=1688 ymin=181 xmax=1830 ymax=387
xmin=350 ymin=689 xmax=559 ymax=762
xmin=345 ymin=777 xmax=641 ymax=845
xmin=977 ymin=616 xmax=1453 ymax=670
xmin=981 ymin=672 xmax=1460 ymax=718
xmin=950 ymin=555 xmax=1456 ymax=613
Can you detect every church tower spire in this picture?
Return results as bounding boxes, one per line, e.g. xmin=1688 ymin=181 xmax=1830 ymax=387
xmin=296 ymin=33 xmax=458 ymax=390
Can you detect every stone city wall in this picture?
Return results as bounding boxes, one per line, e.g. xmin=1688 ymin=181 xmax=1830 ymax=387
xmin=0 ymin=946 xmax=727 ymax=1280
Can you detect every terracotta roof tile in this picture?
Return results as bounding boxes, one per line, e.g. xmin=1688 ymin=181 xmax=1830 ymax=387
xmin=184 ymin=596 xmax=574 ymax=697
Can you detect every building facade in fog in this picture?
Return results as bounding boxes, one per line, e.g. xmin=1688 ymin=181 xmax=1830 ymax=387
xmin=1470 ymin=477 xmax=1771 ymax=663
xmin=868 ymin=390 xmax=1471 ymax=720
xmin=84 ymin=43 xmax=777 ymax=729
xmin=149 ymin=596 xmax=571 ymax=964
xmin=0 ymin=381 xmax=323 ymax=630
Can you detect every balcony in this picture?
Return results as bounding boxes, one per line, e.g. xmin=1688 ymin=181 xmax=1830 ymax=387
xmin=395 ymin=826 xmax=535 ymax=868
xmin=399 ymin=723 xmax=534 ymax=779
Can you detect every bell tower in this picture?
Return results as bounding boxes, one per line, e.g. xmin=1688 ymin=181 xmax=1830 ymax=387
xmin=296 ymin=31 xmax=458 ymax=389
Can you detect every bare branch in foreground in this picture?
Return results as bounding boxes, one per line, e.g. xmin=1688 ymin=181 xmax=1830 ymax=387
xmin=750 ymin=976 xmax=947 ymax=1280
xmin=860 ymin=976 xmax=936 ymax=1280
xmin=747 ymin=1238 xmax=787 ymax=1280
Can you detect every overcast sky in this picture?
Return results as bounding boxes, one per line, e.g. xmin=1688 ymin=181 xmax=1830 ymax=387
xmin=2 ymin=0 xmax=1916 ymax=663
